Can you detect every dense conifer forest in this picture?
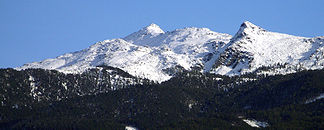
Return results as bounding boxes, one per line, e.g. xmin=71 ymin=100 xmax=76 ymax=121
xmin=0 ymin=67 xmax=323 ymax=129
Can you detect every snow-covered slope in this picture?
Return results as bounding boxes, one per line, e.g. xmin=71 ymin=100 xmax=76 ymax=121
xmin=18 ymin=24 xmax=231 ymax=82
xmin=17 ymin=22 xmax=324 ymax=82
xmin=211 ymin=21 xmax=324 ymax=75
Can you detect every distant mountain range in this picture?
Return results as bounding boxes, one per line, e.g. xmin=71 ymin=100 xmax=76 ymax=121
xmin=17 ymin=22 xmax=324 ymax=82
xmin=2 ymin=22 xmax=324 ymax=129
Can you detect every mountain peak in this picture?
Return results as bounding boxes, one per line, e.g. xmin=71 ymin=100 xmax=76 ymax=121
xmin=123 ymin=23 xmax=164 ymax=43
xmin=232 ymin=21 xmax=266 ymax=40
xmin=145 ymin=23 xmax=161 ymax=29
xmin=241 ymin=21 xmax=258 ymax=29
xmin=142 ymin=23 xmax=164 ymax=35
xmin=239 ymin=21 xmax=265 ymax=32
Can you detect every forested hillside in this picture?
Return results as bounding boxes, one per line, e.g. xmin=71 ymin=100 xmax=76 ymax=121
xmin=0 ymin=67 xmax=323 ymax=129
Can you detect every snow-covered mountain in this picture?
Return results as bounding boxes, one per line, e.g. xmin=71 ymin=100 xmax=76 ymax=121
xmin=17 ymin=23 xmax=231 ymax=82
xmin=17 ymin=22 xmax=324 ymax=82
xmin=211 ymin=21 xmax=324 ymax=75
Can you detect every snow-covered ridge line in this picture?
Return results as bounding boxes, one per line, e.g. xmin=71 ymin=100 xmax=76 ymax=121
xmin=17 ymin=21 xmax=324 ymax=82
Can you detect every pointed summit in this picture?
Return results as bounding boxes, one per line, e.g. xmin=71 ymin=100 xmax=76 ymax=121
xmin=124 ymin=23 xmax=164 ymax=41
xmin=123 ymin=23 xmax=165 ymax=46
xmin=239 ymin=21 xmax=265 ymax=32
xmin=141 ymin=23 xmax=165 ymax=35
xmin=232 ymin=21 xmax=267 ymax=40
xmin=240 ymin=21 xmax=259 ymax=29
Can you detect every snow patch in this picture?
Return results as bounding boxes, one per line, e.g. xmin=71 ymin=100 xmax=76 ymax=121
xmin=243 ymin=119 xmax=269 ymax=128
xmin=305 ymin=93 xmax=324 ymax=104
xmin=125 ymin=126 xmax=138 ymax=130
xmin=213 ymin=65 xmax=233 ymax=75
xmin=62 ymin=82 xmax=67 ymax=90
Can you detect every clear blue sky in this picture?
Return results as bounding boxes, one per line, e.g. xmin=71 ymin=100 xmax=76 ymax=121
xmin=1 ymin=0 xmax=324 ymax=68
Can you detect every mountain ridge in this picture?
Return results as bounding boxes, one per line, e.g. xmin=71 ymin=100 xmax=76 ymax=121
xmin=17 ymin=21 xmax=324 ymax=82
xmin=211 ymin=21 xmax=324 ymax=75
